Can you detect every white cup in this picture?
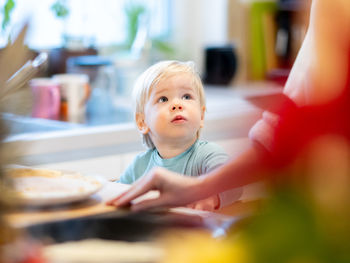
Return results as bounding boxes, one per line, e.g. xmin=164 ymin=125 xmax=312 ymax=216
xmin=52 ymin=74 xmax=90 ymax=123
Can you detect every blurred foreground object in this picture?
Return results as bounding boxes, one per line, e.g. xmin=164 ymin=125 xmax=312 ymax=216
xmin=1 ymin=52 xmax=48 ymax=100
xmin=0 ymin=24 xmax=48 ymax=116
xmin=0 ymin=24 xmax=30 ymax=89
xmin=0 ymin=52 xmax=48 ymax=115
xmin=161 ymin=230 xmax=247 ymax=263
xmin=158 ymin=135 xmax=350 ymax=263
xmin=0 ymin=25 xmax=46 ymax=263
xmin=43 ymin=238 xmax=163 ymax=263
xmin=0 ymin=24 xmax=30 ymax=247
xmin=236 ymin=135 xmax=350 ymax=263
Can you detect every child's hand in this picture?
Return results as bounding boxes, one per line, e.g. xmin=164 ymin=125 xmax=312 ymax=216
xmin=186 ymin=194 xmax=220 ymax=211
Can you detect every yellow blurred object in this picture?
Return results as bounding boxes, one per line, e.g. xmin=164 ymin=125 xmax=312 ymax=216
xmin=306 ymin=135 xmax=350 ymax=214
xmin=160 ymin=230 xmax=248 ymax=263
xmin=43 ymin=238 xmax=163 ymax=263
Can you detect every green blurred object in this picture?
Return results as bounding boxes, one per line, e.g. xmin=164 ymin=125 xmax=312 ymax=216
xmin=1 ymin=0 xmax=15 ymax=32
xmin=249 ymin=1 xmax=277 ymax=80
xmin=51 ymin=0 xmax=69 ymax=19
xmin=232 ymin=182 xmax=350 ymax=263
xmin=152 ymin=38 xmax=175 ymax=57
xmin=124 ymin=2 xmax=146 ymax=50
xmin=123 ymin=1 xmax=174 ymax=58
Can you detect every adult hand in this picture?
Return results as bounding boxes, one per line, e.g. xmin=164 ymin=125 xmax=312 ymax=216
xmin=106 ymin=167 xmax=205 ymax=211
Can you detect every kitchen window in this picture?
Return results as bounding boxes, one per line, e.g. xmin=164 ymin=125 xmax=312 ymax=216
xmin=0 ymin=0 xmax=172 ymax=137
xmin=0 ymin=0 xmax=171 ymax=49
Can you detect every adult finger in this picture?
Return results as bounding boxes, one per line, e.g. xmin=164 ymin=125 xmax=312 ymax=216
xmin=106 ymin=188 xmax=130 ymax=205
xmin=130 ymin=196 xmax=171 ymax=211
xmin=107 ymin=171 xmax=159 ymax=207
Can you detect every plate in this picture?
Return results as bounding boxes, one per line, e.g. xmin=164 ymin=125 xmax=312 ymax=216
xmin=5 ymin=166 xmax=104 ymax=206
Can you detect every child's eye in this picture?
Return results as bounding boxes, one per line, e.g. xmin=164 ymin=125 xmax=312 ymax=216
xmin=158 ymin=96 xmax=168 ymax=103
xmin=182 ymin=94 xmax=192 ymax=100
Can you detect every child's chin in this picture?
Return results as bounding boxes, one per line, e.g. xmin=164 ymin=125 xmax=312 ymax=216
xmin=167 ymin=133 xmax=197 ymax=142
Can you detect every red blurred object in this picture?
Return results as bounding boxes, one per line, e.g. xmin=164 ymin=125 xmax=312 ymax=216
xmin=269 ymin=87 xmax=350 ymax=169
xmin=265 ymin=68 xmax=291 ymax=86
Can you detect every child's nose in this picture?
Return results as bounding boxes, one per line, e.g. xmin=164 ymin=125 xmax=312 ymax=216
xmin=171 ymin=104 xmax=183 ymax=111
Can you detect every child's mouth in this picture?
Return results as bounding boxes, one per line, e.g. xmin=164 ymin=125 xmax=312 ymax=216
xmin=171 ymin=115 xmax=186 ymax=123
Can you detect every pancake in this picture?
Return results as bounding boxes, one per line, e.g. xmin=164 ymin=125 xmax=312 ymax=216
xmin=5 ymin=166 xmax=103 ymax=206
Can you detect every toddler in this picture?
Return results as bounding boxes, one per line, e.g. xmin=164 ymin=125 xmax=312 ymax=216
xmin=119 ymin=60 xmax=241 ymax=210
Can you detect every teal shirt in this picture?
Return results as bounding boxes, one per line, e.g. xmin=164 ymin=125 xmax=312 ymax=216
xmin=119 ymin=140 xmax=228 ymax=184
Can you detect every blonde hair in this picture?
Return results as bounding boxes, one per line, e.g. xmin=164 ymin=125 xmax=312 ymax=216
xmin=132 ymin=60 xmax=206 ymax=149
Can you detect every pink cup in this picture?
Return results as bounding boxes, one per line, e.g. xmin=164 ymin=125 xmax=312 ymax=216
xmin=30 ymin=78 xmax=61 ymax=120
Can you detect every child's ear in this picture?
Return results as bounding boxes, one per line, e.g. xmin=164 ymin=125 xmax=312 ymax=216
xmin=200 ymin=106 xmax=206 ymax=128
xmin=136 ymin=113 xmax=149 ymax=134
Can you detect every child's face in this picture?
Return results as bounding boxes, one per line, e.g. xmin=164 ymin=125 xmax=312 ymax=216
xmin=137 ymin=72 xmax=205 ymax=146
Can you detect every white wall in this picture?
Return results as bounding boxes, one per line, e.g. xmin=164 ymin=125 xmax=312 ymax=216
xmin=171 ymin=0 xmax=229 ymax=74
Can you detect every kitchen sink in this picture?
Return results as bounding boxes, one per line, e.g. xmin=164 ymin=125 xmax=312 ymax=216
xmin=1 ymin=113 xmax=82 ymax=136
xmin=1 ymin=102 xmax=134 ymax=137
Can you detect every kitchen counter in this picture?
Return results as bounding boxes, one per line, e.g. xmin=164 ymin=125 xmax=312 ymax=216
xmin=6 ymin=180 xmax=254 ymax=244
xmin=6 ymin=181 xmax=239 ymax=229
